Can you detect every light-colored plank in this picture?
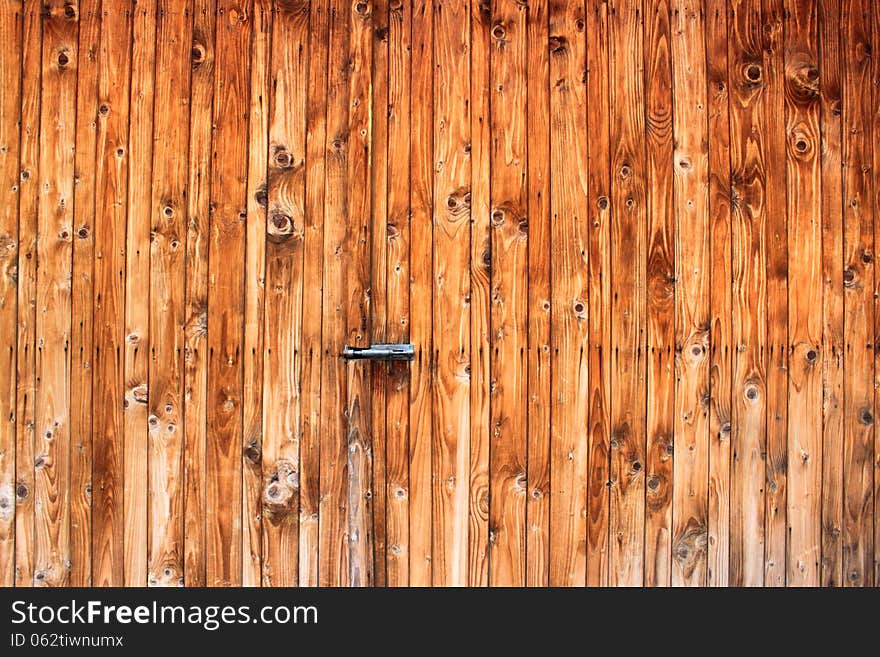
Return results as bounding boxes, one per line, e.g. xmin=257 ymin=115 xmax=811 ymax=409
xmin=608 ymin=0 xmax=647 ymax=587
xmin=148 ymin=0 xmax=192 ymax=587
xmin=489 ymin=0 xmax=528 ymax=586
xmin=548 ymin=0 xmax=589 ymax=587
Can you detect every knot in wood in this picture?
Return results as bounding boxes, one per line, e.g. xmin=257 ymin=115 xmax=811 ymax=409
xmin=191 ymin=43 xmax=206 ymax=66
xmin=354 ymin=0 xmax=370 ymax=16
xmin=744 ymin=63 xmax=762 ymax=83
xmin=491 ymin=23 xmax=506 ymax=41
xmin=549 ymin=35 xmax=567 ymax=54
xmin=63 ymin=3 xmax=77 ymax=19
xmin=57 ymin=50 xmax=70 ymax=68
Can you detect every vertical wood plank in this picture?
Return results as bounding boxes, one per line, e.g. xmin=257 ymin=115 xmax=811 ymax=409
xmin=301 ymin=0 xmax=329 ymax=587
xmin=320 ymin=0 xmax=351 ymax=586
xmin=408 ymin=0 xmax=433 ymax=587
xmin=817 ymin=0 xmax=843 ymax=588
xmin=840 ymin=0 xmax=874 ymax=588
xmin=705 ymin=0 xmax=732 ymax=587
xmin=206 ymin=0 xmax=251 ymax=586
xmin=608 ymin=0 xmax=647 ymax=587
xmin=488 ymin=0 xmax=527 ymax=586
xmin=33 ymin=0 xmax=78 ymax=589
xmin=670 ymin=0 xmax=710 ymax=587
xmin=783 ymin=0 xmax=822 ymax=586
xmin=468 ymin=0 xmax=490 ymax=588
xmin=385 ymin=0 xmax=412 ymax=587
xmin=14 ymin=0 xmax=41 ymax=588
xmin=69 ymin=0 xmax=99 ymax=588
xmin=92 ymin=0 xmax=133 ymax=587
xmin=370 ymin=0 xmax=389 ymax=589
xmin=148 ymin=0 xmax=192 ymax=587
xmin=262 ymin=0 xmax=308 ymax=588
xmin=643 ymin=0 xmax=674 ymax=587
xmin=432 ymin=0 xmax=470 ymax=587
xmin=0 ymin=0 xmax=23 ymax=586
xmin=548 ymin=0 xmax=589 ymax=587
xmin=123 ymin=0 xmax=156 ymax=587
xmin=728 ymin=0 xmax=767 ymax=586
xmin=525 ymin=0 xmax=551 ymax=587
xmin=586 ymin=0 xmax=611 ymax=587
xmin=762 ymin=0 xmax=789 ymax=587
xmin=345 ymin=0 xmax=375 ymax=587
xmin=183 ymin=0 xmax=216 ymax=586
xmin=241 ymin=0 xmax=269 ymax=588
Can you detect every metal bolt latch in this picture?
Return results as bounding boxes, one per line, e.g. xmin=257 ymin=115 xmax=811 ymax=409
xmin=341 ymin=343 xmax=415 ymax=362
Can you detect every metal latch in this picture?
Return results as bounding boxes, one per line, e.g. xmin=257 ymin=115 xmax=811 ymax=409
xmin=341 ymin=343 xmax=415 ymax=362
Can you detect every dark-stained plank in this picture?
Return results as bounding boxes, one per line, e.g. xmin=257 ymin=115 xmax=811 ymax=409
xmin=488 ymin=0 xmax=528 ymax=586
xmin=706 ymin=0 xmax=732 ymax=588
xmin=643 ymin=0 xmax=674 ymax=587
xmin=840 ymin=0 xmax=874 ymax=588
xmin=385 ymin=0 xmax=412 ymax=587
xmin=525 ymin=0 xmax=551 ymax=587
xmin=301 ymin=0 xmax=329 ymax=587
xmin=671 ymin=0 xmax=710 ymax=587
xmin=585 ymin=0 xmax=611 ymax=588
xmin=241 ymin=0 xmax=270 ymax=588
xmin=183 ymin=0 xmax=217 ymax=587
xmin=148 ymin=0 xmax=192 ymax=587
xmin=728 ymin=0 xmax=767 ymax=586
xmin=784 ymin=0 xmax=822 ymax=586
xmin=817 ymin=0 xmax=843 ymax=589
xmin=0 ymin=0 xmax=23 ymax=586
xmin=92 ymin=0 xmax=133 ymax=587
xmin=408 ymin=0 xmax=433 ymax=587
xmin=762 ymin=0 xmax=789 ymax=587
xmin=608 ymin=0 xmax=647 ymax=587
xmin=14 ymin=0 xmax=41 ymax=588
xmin=548 ymin=0 xmax=589 ymax=587
xmin=262 ymin=0 xmax=308 ymax=588
xmin=205 ymin=0 xmax=251 ymax=586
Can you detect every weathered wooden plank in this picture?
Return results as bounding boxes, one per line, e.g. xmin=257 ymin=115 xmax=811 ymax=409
xmin=525 ymin=0 xmax=551 ymax=587
xmin=706 ymin=0 xmax=732 ymax=588
xmin=783 ymin=0 xmax=822 ymax=586
xmin=670 ymin=0 xmax=710 ymax=587
xmin=585 ymin=0 xmax=611 ymax=588
xmin=263 ymin=0 xmax=308 ymax=587
xmin=241 ymin=0 xmax=270 ymax=588
xmin=122 ymin=0 xmax=155 ymax=587
xmin=183 ymin=0 xmax=217 ymax=587
xmin=14 ymin=0 xmax=41 ymax=588
xmin=92 ymin=0 xmax=133 ymax=587
xmin=69 ymin=0 xmax=99 ymax=588
xmin=369 ymin=0 xmax=389 ymax=589
xmin=643 ymin=0 xmax=674 ymax=587
xmin=148 ymin=0 xmax=192 ymax=587
xmin=817 ymin=0 xmax=843 ymax=589
xmin=319 ymin=0 xmax=352 ymax=586
xmin=345 ymin=0 xmax=375 ymax=587
xmin=608 ymin=0 xmax=647 ymax=587
xmin=408 ymin=0 xmax=433 ymax=586
xmin=205 ymin=0 xmax=251 ymax=586
xmin=873 ymin=0 xmax=880 ymax=589
xmin=728 ymin=0 xmax=767 ymax=586
xmin=840 ymin=0 xmax=874 ymax=588
xmin=301 ymin=0 xmax=329 ymax=587
xmin=432 ymin=0 xmax=471 ymax=587
xmin=488 ymin=0 xmax=528 ymax=587
xmin=385 ymin=0 xmax=412 ymax=588
xmin=762 ymin=0 xmax=788 ymax=587
xmin=548 ymin=0 xmax=588 ymax=587
xmin=0 ymin=0 xmax=23 ymax=586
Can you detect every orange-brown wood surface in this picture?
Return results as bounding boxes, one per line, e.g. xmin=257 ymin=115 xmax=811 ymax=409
xmin=2 ymin=0 xmax=879 ymax=587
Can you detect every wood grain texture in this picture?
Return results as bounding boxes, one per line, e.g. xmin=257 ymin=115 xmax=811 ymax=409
xmin=4 ymin=0 xmax=879 ymax=588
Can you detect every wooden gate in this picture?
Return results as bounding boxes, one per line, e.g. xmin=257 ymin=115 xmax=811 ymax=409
xmin=0 ymin=0 xmax=878 ymax=587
